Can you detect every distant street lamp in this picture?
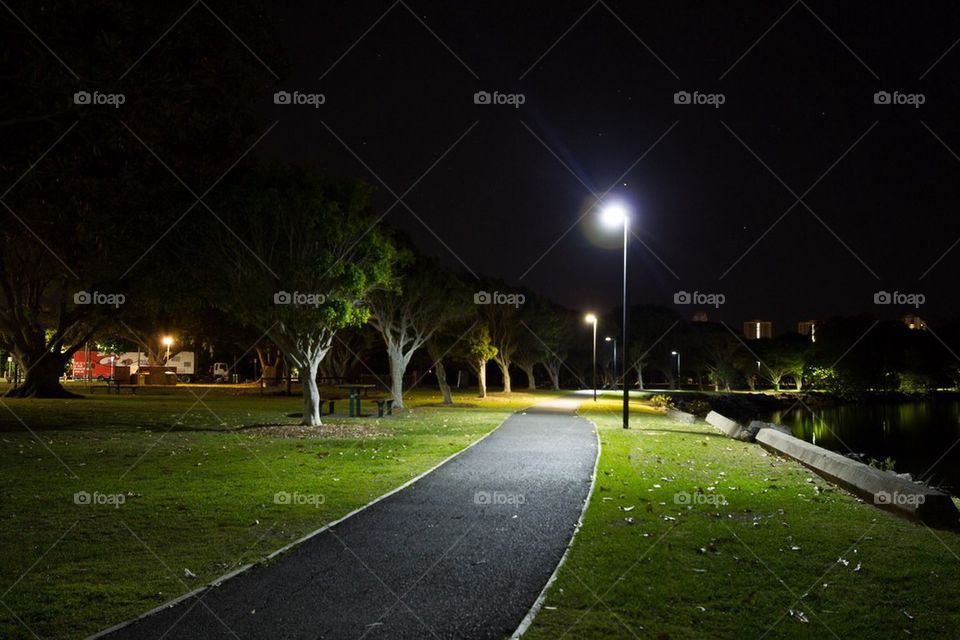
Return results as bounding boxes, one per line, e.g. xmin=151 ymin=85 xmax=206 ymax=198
xmin=671 ymin=350 xmax=680 ymax=387
xmin=585 ymin=313 xmax=598 ymax=401
xmin=162 ymin=336 xmax=174 ymax=364
xmin=605 ymin=336 xmax=617 ymax=391
xmin=600 ymin=202 xmax=630 ymax=429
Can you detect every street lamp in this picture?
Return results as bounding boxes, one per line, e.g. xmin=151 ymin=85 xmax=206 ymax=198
xmin=605 ymin=336 xmax=617 ymax=391
xmin=671 ymin=350 xmax=681 ymax=388
xmin=162 ymin=336 xmax=174 ymax=364
xmin=600 ymin=202 xmax=630 ymax=429
xmin=585 ymin=313 xmax=597 ymax=401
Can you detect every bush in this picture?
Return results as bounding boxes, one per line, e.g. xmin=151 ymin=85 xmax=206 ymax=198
xmin=649 ymin=394 xmax=676 ymax=409
xmin=681 ymin=399 xmax=712 ymax=417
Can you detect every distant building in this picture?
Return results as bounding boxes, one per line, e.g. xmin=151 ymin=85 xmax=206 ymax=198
xmin=902 ymin=315 xmax=927 ymax=331
xmin=743 ymin=320 xmax=772 ymax=340
xmin=691 ymin=311 xmax=709 ymax=322
xmin=797 ymin=320 xmax=817 ymax=342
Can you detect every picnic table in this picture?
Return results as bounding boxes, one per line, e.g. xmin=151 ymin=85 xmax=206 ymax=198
xmin=335 ymin=383 xmax=377 ymax=417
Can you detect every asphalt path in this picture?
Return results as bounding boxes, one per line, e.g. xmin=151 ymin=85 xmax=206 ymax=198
xmin=96 ymin=395 xmax=598 ymax=640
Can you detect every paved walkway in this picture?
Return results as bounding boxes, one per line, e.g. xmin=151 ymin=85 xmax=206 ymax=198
xmin=97 ymin=396 xmax=598 ymax=640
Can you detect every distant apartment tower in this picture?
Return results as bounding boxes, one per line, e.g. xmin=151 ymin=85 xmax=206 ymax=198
xmin=743 ymin=320 xmax=772 ymax=340
xmin=797 ymin=320 xmax=817 ymax=342
xmin=691 ymin=311 xmax=709 ymax=322
xmin=902 ymin=315 xmax=927 ymax=331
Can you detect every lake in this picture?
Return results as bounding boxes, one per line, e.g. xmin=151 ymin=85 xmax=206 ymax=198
xmin=766 ymin=401 xmax=960 ymax=495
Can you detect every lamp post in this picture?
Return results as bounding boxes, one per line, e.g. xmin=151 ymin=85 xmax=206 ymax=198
xmin=162 ymin=336 xmax=174 ymax=364
xmin=671 ymin=350 xmax=680 ymax=387
xmin=600 ymin=203 xmax=630 ymax=429
xmin=585 ymin=313 xmax=597 ymax=401
xmin=605 ymin=336 xmax=617 ymax=391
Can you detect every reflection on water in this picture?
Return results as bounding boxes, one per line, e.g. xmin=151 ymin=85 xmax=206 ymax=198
xmin=767 ymin=401 xmax=960 ymax=494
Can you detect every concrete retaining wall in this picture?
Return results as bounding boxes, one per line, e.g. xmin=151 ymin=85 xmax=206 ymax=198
xmin=756 ymin=428 xmax=960 ymax=527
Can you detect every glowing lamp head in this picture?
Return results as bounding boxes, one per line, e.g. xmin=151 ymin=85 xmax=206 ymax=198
xmin=585 ymin=313 xmax=597 ymax=324
xmin=162 ymin=336 xmax=174 ymax=347
xmin=600 ymin=203 xmax=629 ymax=228
xmin=605 ymin=336 xmax=613 ymax=342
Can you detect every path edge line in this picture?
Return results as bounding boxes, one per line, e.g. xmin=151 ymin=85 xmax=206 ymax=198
xmin=510 ymin=410 xmax=602 ymax=638
xmin=86 ymin=403 xmax=538 ymax=640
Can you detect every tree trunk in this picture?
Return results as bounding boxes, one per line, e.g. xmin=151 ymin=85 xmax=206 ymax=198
xmin=5 ymin=351 xmax=77 ymax=398
xmin=435 ymin=359 xmax=453 ymax=405
xmin=636 ymin=363 xmax=645 ymax=391
xmin=795 ymin=376 xmax=802 ymax=391
xmin=388 ymin=346 xmax=408 ymax=409
xmin=497 ymin=359 xmax=511 ymax=393
xmin=476 ymin=359 xmax=488 ymax=398
xmin=519 ymin=363 xmax=536 ymax=390
xmin=301 ymin=360 xmax=322 ymax=426
xmin=543 ymin=362 xmax=560 ymax=390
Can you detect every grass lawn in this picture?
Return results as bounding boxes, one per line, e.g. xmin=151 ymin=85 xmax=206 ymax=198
xmin=0 ymin=386 xmax=553 ymax=639
xmin=524 ymin=396 xmax=960 ymax=639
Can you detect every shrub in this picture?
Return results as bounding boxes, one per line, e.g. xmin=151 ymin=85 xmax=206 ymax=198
xmin=649 ymin=394 xmax=676 ymax=409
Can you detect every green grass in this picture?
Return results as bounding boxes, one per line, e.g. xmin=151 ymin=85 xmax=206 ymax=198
xmin=524 ymin=396 xmax=960 ymax=639
xmin=0 ymin=387 xmax=553 ymax=639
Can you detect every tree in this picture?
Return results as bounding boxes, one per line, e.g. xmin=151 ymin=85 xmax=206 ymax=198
xmin=755 ymin=334 xmax=809 ymax=391
xmin=368 ymin=255 xmax=465 ymax=408
xmin=206 ymin=165 xmax=395 ymax=425
xmin=628 ymin=306 xmax=682 ymax=390
xmin=459 ymin=325 xmax=498 ymax=398
xmin=479 ymin=282 xmax=527 ymax=393
xmin=0 ymin=1 xmax=280 ymax=397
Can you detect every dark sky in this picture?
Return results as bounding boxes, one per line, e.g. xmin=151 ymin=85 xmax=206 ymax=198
xmin=258 ymin=1 xmax=960 ymax=332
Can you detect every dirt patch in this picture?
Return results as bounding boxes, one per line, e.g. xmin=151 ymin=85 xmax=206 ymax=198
xmin=238 ymin=422 xmax=391 ymax=439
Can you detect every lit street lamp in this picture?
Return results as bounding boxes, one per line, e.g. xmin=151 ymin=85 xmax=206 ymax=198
xmin=162 ymin=336 xmax=174 ymax=364
xmin=671 ymin=350 xmax=680 ymax=387
xmin=600 ymin=202 xmax=630 ymax=429
xmin=605 ymin=336 xmax=617 ymax=391
xmin=585 ymin=313 xmax=597 ymax=401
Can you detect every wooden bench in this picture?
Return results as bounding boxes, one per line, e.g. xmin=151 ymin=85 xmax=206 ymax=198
xmin=372 ymin=397 xmax=394 ymax=417
xmin=88 ymin=380 xmax=138 ymax=394
xmin=319 ymin=396 xmax=347 ymax=416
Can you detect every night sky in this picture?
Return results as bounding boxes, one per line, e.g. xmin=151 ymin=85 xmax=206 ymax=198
xmin=259 ymin=1 xmax=960 ymax=332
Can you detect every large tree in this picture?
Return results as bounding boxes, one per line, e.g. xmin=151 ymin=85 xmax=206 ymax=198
xmin=368 ymin=255 xmax=465 ymax=409
xmin=458 ymin=325 xmax=498 ymax=398
xmin=0 ymin=1 xmax=280 ymax=397
xmin=206 ymin=165 xmax=395 ymax=425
